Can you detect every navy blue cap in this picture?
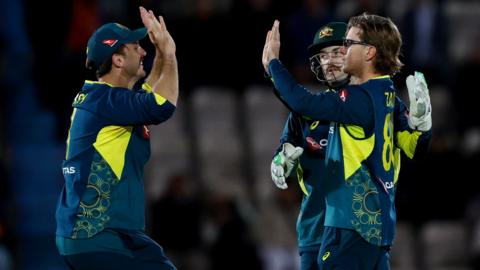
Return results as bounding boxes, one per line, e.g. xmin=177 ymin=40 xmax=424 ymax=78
xmin=86 ymin=23 xmax=147 ymax=68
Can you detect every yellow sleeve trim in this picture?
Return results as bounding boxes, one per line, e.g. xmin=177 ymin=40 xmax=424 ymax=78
xmin=372 ymin=75 xmax=390 ymax=80
xmin=340 ymin=125 xmax=375 ymax=180
xmin=395 ymin=130 xmax=421 ymax=159
xmin=93 ymin=126 xmax=133 ymax=180
xmin=296 ymin=163 xmax=309 ymax=196
xmin=142 ymin=82 xmax=153 ymax=93
xmin=393 ymin=148 xmax=401 ymax=184
xmin=85 ymin=80 xmax=113 ymax=87
xmin=153 ymin=93 xmax=167 ymax=105
xmin=65 ymin=108 xmax=78 ymax=160
xmin=142 ymin=83 xmax=167 ymax=105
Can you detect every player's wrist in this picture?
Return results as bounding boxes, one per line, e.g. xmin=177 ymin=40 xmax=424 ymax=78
xmin=408 ymin=114 xmax=432 ymax=131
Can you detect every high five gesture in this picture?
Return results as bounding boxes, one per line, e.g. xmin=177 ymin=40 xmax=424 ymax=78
xmin=262 ymin=20 xmax=281 ymax=75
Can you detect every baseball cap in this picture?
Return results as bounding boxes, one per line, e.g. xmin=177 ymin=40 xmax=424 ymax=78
xmin=308 ymin=22 xmax=347 ymax=56
xmin=86 ymin=23 xmax=148 ymax=68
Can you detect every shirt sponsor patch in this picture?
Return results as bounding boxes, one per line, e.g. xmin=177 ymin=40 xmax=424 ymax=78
xmin=306 ymin=136 xmax=322 ymax=151
xmin=339 ymin=89 xmax=348 ymax=102
xmin=142 ymin=125 xmax=150 ymax=139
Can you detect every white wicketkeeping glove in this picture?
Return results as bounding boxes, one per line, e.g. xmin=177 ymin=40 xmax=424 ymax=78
xmin=406 ymin=71 xmax=432 ymax=131
xmin=270 ymin=143 xmax=304 ymax=189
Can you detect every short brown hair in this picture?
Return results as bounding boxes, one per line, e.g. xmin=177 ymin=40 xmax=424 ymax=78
xmin=348 ymin=13 xmax=403 ymax=76
xmin=85 ymin=45 xmax=127 ymax=79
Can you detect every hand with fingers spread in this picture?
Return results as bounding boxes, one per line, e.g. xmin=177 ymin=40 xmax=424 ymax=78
xmin=139 ymin=6 xmax=178 ymax=105
xmin=262 ymin=20 xmax=281 ymax=75
xmin=139 ymin=6 xmax=176 ymax=57
xmin=406 ymin=71 xmax=432 ymax=131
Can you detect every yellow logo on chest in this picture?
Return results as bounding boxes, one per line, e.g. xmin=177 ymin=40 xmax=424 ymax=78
xmin=384 ymin=92 xmax=395 ymax=107
xmin=322 ymin=251 xmax=331 ymax=261
xmin=73 ymin=93 xmax=88 ymax=105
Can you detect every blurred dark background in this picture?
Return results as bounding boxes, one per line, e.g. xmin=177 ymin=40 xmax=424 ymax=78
xmin=1 ymin=0 xmax=480 ymax=269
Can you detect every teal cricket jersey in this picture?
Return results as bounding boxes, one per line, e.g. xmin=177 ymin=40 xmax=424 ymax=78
xmin=279 ymin=113 xmax=330 ymax=251
xmin=269 ymin=59 xmax=432 ymax=246
xmin=55 ymin=80 xmax=175 ymax=239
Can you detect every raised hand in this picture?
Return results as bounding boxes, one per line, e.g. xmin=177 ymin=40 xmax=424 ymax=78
xmin=139 ymin=6 xmax=176 ymax=57
xmin=406 ymin=71 xmax=432 ymax=131
xmin=262 ymin=20 xmax=281 ymax=74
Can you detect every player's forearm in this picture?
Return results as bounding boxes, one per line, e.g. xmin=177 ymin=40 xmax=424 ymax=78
xmin=395 ymin=128 xmax=432 ymax=160
xmin=145 ymin=52 xmax=163 ymax=87
xmin=269 ymin=59 xmax=343 ymax=122
xmin=411 ymin=129 xmax=432 ymax=160
xmin=269 ymin=60 xmax=319 ymax=116
xmin=152 ymin=55 xmax=178 ymax=106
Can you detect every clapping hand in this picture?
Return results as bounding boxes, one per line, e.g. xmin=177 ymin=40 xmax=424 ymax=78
xmin=406 ymin=71 xmax=432 ymax=131
xmin=139 ymin=6 xmax=176 ymax=57
xmin=262 ymin=20 xmax=281 ymax=75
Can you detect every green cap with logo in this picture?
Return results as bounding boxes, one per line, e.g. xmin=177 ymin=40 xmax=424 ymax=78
xmin=86 ymin=23 xmax=147 ymax=69
xmin=308 ymin=22 xmax=347 ymax=56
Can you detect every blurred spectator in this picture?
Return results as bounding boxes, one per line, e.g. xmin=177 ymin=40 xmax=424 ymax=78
xmin=452 ymin=38 xmax=480 ymax=156
xmin=67 ymin=0 xmax=100 ymax=53
xmin=0 ymin=161 xmax=14 ymax=270
xmin=173 ymin=0 xmax=232 ymax=94
xmin=353 ymin=0 xmax=387 ymax=16
xmin=400 ymin=0 xmax=449 ymax=85
xmin=97 ymin=0 xmax=129 ymax=22
xmin=59 ymin=0 xmax=101 ymax=137
xmin=207 ymin=194 xmax=262 ymax=270
xmin=23 ymin=0 xmax=73 ymax=140
xmin=334 ymin=0 xmax=387 ymax=20
xmin=466 ymin=195 xmax=480 ymax=270
xmin=0 ymin=245 xmax=12 ymax=270
xmin=1 ymin=0 xmax=36 ymax=145
xmin=255 ymin=188 xmax=301 ymax=270
xmin=285 ymin=0 xmax=335 ymax=84
xmin=150 ymin=174 xmax=203 ymax=270
xmin=230 ymin=0 xmax=276 ymax=90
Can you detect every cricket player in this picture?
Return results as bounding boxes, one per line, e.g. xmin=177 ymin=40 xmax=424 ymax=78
xmin=55 ymin=7 xmax=178 ymax=269
xmin=270 ymin=22 xmax=351 ymax=270
xmin=264 ymin=14 xmax=432 ymax=270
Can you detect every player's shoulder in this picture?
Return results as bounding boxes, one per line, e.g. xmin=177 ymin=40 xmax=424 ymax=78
xmin=82 ymin=80 xmax=111 ymax=91
xmin=338 ymin=83 xmax=371 ymax=94
xmin=363 ymin=76 xmax=395 ymax=92
xmin=82 ymin=80 xmax=132 ymax=93
xmin=73 ymin=80 xmax=116 ymax=108
xmin=332 ymin=84 xmax=370 ymax=103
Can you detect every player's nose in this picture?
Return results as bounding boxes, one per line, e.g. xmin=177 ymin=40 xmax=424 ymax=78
xmin=139 ymin=46 xmax=147 ymax=57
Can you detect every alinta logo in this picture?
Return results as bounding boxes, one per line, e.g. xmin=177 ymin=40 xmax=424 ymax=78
xmin=102 ymin=39 xmax=118 ymax=47
xmin=339 ymin=89 xmax=348 ymax=102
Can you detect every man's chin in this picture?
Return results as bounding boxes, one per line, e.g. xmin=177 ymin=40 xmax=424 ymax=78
xmin=325 ymin=72 xmax=342 ymax=81
xmin=138 ymin=69 xmax=146 ymax=78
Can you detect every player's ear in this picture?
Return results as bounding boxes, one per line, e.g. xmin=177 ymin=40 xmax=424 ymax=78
xmin=365 ymin=46 xmax=376 ymax=62
xmin=111 ymin=53 xmax=124 ymax=68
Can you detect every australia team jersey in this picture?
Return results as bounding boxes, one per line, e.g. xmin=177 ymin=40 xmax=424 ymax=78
xmin=269 ymin=59 xmax=432 ymax=246
xmin=55 ymin=80 xmax=175 ymax=239
xmin=322 ymin=77 xmax=399 ymax=246
xmin=279 ymin=113 xmax=330 ymax=251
